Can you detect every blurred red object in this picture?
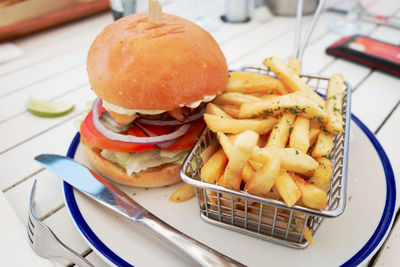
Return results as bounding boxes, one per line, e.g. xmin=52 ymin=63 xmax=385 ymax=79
xmin=0 ymin=0 xmax=110 ymax=42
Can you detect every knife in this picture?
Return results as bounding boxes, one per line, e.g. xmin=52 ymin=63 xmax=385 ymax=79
xmin=34 ymin=154 xmax=245 ymax=267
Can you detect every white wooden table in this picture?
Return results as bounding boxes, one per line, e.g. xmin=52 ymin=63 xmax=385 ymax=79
xmin=1 ymin=0 xmax=399 ymax=266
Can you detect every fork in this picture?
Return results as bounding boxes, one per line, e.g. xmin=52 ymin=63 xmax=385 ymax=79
xmin=27 ymin=180 xmax=94 ymax=267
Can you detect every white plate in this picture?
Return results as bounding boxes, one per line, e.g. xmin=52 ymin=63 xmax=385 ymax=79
xmin=64 ymin=115 xmax=396 ymax=267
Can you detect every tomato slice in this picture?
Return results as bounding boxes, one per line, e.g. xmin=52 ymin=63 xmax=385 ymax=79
xmin=80 ymin=110 xmax=205 ymax=152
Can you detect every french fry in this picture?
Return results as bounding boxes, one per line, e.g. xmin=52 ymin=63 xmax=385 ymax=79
xmin=310 ymin=118 xmax=321 ymax=128
xmin=288 ymin=57 xmax=301 ymax=76
xmin=247 ymin=202 xmax=279 ymax=216
xmin=257 ymin=133 xmax=269 ymax=147
xmin=200 ymin=140 xmax=220 ymax=163
xmin=242 ymin=163 xmax=256 ymax=184
xmin=289 ymin=116 xmax=310 ymax=153
xmin=169 ymin=183 xmax=196 ymax=202
xmin=251 ymin=148 xmax=318 ymax=176
xmin=220 ymin=191 xmax=236 ymax=209
xmin=325 ymin=74 xmax=344 ymax=134
xmin=311 ymin=131 xmax=334 ymax=157
xmin=217 ymin=132 xmax=233 ymax=159
xmin=204 ymin=114 xmax=277 ymax=135
xmin=242 ymin=184 xmax=282 ymax=201
xmin=302 ymin=224 xmax=314 ymax=245
xmin=260 ymin=94 xmax=279 ymax=100
xmin=220 ymin=130 xmax=259 ymax=190
xmin=206 ymin=174 xmax=226 ymax=206
xmin=214 ymin=92 xmax=261 ymax=106
xmin=292 ymin=175 xmax=327 ymax=210
xmin=228 ymin=134 xmax=238 ymax=143
xmin=245 ymin=155 xmax=280 ymax=197
xmin=274 ymin=170 xmax=301 ymax=207
xmin=239 ymin=93 xmax=328 ymax=123
xmin=234 ymin=209 xmax=288 ymax=229
xmin=266 ymin=113 xmax=295 ymax=148
xmin=309 ymin=120 xmax=321 ymax=147
xmin=263 ymin=56 xmax=325 ymax=107
xmin=267 ymin=186 xmax=282 ymax=200
xmin=308 ymin=157 xmax=333 ymax=192
xmin=200 ymin=148 xmax=228 ymax=184
xmin=206 ymin=103 xmax=232 ymax=119
xmin=249 ymin=93 xmax=267 ymax=98
xmin=226 ymin=71 xmax=289 ymax=95
xmin=242 ymin=160 xmax=266 ymax=193
xmin=248 ymin=159 xmax=263 ymax=170
xmin=218 ymin=104 xmax=240 ymax=118
xmin=292 ymin=212 xmax=314 ymax=245
xmin=206 ymin=189 xmax=218 ymax=205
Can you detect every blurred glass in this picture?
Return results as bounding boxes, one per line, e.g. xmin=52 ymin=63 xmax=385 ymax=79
xmin=223 ymin=0 xmax=250 ymax=23
xmin=328 ymin=0 xmax=367 ymax=36
xmin=264 ymin=0 xmax=317 ymax=16
xmin=110 ymin=0 xmax=136 ymax=20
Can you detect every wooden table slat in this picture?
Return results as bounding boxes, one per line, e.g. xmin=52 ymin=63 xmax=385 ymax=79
xmin=0 ymin=47 xmax=88 ymax=97
xmin=0 ymin=88 xmax=94 ymax=154
xmin=44 ymin=207 xmax=91 ymax=255
xmin=0 ymin=119 xmax=80 ymax=191
xmin=4 ymin=173 xmax=65 ymax=224
xmin=0 ymin=65 xmax=88 ymax=123
xmin=351 ymin=71 xmax=400 ymax=133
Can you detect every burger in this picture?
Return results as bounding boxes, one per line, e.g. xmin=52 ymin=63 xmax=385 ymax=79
xmin=79 ymin=13 xmax=228 ymax=187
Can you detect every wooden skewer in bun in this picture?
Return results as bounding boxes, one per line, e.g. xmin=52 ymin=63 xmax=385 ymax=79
xmin=148 ymin=0 xmax=162 ymax=24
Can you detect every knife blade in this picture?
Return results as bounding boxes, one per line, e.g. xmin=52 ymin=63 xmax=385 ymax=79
xmin=34 ymin=154 xmax=245 ymax=267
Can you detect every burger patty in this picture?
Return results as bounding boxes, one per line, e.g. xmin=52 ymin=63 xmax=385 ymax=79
xmin=101 ymin=102 xmax=207 ymax=133
xmin=140 ymin=102 xmax=207 ymax=121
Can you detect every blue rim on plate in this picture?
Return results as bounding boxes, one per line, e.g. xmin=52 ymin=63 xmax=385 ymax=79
xmin=342 ymin=115 xmax=396 ymax=267
xmin=64 ymin=132 xmax=133 ymax=267
xmin=64 ymin=114 xmax=396 ymax=267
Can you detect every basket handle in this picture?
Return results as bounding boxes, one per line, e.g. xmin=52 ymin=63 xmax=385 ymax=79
xmin=293 ymin=0 xmax=327 ymax=64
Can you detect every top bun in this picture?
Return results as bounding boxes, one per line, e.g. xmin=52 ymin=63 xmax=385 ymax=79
xmin=87 ymin=13 xmax=229 ymax=110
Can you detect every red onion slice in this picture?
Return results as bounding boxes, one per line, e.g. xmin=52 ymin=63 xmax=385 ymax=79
xmin=92 ymin=98 xmax=190 ymax=144
xmin=137 ymin=108 xmax=205 ymax=126
xmin=135 ymin=122 xmax=176 ymax=149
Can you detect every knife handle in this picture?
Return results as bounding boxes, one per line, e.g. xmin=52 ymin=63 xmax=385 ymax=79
xmin=137 ymin=212 xmax=245 ymax=267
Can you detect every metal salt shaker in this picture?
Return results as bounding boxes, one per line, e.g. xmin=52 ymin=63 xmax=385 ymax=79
xmin=222 ymin=0 xmax=250 ymax=23
xmin=110 ymin=0 xmax=136 ymax=20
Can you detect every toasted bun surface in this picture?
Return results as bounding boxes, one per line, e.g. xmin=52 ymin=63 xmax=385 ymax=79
xmin=87 ymin=13 xmax=228 ymax=110
xmin=81 ymin=137 xmax=182 ymax=187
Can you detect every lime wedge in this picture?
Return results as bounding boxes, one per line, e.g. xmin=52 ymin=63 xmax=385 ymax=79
xmin=27 ymin=98 xmax=75 ymax=118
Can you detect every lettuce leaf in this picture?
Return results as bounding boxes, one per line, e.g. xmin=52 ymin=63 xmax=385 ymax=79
xmin=100 ymin=149 xmax=189 ymax=175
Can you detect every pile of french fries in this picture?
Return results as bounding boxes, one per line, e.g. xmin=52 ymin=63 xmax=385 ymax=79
xmin=199 ymin=56 xmax=345 ymax=244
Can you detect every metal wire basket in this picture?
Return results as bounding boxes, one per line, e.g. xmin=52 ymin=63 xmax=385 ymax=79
xmin=180 ymin=67 xmax=351 ymax=248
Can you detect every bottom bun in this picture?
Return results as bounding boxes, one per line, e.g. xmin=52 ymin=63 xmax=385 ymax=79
xmin=81 ymin=138 xmax=182 ymax=187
